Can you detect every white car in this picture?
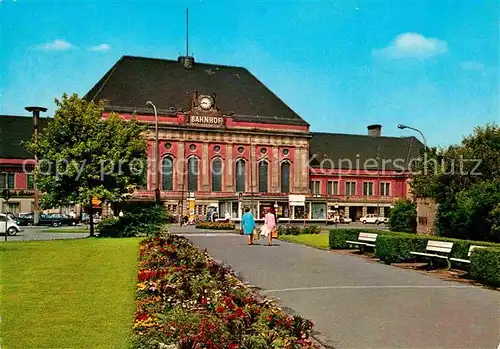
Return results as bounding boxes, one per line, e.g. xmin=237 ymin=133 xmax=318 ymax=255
xmin=360 ymin=214 xmax=386 ymax=225
xmin=0 ymin=213 xmax=22 ymax=235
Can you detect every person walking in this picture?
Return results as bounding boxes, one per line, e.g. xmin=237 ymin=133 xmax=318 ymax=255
xmin=241 ymin=207 xmax=256 ymax=245
xmin=264 ymin=207 xmax=277 ymax=246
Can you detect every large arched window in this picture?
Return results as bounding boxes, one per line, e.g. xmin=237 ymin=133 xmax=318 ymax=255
xmin=258 ymin=161 xmax=268 ymax=193
xmin=211 ymin=158 xmax=223 ymax=192
xmin=187 ymin=157 xmax=198 ymax=192
xmin=161 ymin=156 xmax=173 ymax=191
xmin=235 ymin=159 xmax=246 ymax=193
xmin=280 ymin=162 xmax=290 ymax=193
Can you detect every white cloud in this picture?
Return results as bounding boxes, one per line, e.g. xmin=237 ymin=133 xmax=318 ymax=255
xmin=36 ymin=39 xmax=74 ymax=51
xmin=373 ymin=32 xmax=448 ymax=60
xmin=89 ymin=43 xmax=112 ymax=52
xmin=460 ymin=61 xmax=484 ymax=71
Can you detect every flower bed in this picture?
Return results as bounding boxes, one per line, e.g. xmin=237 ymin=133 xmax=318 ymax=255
xmin=133 ymin=235 xmax=318 ymax=348
xmin=196 ymin=221 xmax=236 ymax=230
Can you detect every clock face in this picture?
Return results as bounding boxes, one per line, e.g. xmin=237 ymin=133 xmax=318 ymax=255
xmin=199 ymin=96 xmax=212 ymax=110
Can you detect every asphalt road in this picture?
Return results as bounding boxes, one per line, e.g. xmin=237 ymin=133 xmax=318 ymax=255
xmin=177 ymin=229 xmax=500 ymax=349
xmin=0 ymin=225 xmax=90 ymax=241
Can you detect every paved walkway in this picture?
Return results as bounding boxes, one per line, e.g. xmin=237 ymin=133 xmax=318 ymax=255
xmin=180 ymin=231 xmax=500 ymax=349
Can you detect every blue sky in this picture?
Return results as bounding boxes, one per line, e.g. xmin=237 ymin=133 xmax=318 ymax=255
xmin=1 ymin=0 xmax=498 ymax=146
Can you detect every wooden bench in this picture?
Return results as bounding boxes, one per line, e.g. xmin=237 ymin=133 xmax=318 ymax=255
xmin=346 ymin=232 xmax=378 ymax=252
xmin=450 ymin=245 xmax=486 ymax=264
xmin=410 ymin=240 xmax=453 ymax=269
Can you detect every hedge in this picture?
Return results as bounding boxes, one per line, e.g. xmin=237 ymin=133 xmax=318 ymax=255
xmin=277 ymin=225 xmax=321 ymax=235
xmin=374 ymin=234 xmax=500 ymax=264
xmin=195 ymin=221 xmax=235 ymax=230
xmin=375 ymin=234 xmax=428 ymax=264
xmin=328 ymin=228 xmax=500 ymax=263
xmin=470 ymin=247 xmax=500 ymax=286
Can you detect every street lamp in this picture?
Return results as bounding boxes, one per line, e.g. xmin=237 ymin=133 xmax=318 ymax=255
xmin=334 ymin=204 xmax=339 ymax=228
xmin=397 ymin=124 xmax=427 ymax=149
xmin=145 ymin=101 xmax=161 ymax=205
xmin=25 ymin=106 xmax=47 ymax=225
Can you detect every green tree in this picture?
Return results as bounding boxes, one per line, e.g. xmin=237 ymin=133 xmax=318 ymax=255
xmin=439 ymin=180 xmax=500 ymax=242
xmin=410 ymin=123 xmax=500 ymax=240
xmin=26 ymin=93 xmax=147 ymax=236
xmin=388 ymin=199 xmax=417 ymax=233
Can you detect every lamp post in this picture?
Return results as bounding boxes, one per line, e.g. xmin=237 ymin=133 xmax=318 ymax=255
xmin=145 ymin=101 xmax=161 ymax=205
xmin=397 ymin=124 xmax=427 ymax=149
xmin=25 ymin=106 xmax=47 ymax=226
xmin=334 ymin=204 xmax=339 ymax=228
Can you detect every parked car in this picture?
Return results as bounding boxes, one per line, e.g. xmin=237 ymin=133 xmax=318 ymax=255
xmin=49 ymin=213 xmax=79 ymax=226
xmin=0 ymin=213 xmax=23 ymax=235
xmin=360 ymin=214 xmax=386 ymax=225
xmin=16 ymin=212 xmax=34 ymax=226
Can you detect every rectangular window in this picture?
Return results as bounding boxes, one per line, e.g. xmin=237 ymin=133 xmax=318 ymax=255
xmin=0 ymin=173 xmax=5 ymax=189
xmin=7 ymin=174 xmax=14 ymax=189
xmin=327 ymin=181 xmax=339 ymax=195
xmin=7 ymin=202 xmax=20 ymax=215
xmin=380 ymin=182 xmax=390 ymax=196
xmin=345 ymin=181 xmax=356 ymax=196
xmin=309 ymin=181 xmax=321 ymax=194
xmin=0 ymin=173 xmax=15 ymax=189
xmin=27 ymin=174 xmax=34 ymax=190
xmin=363 ymin=182 xmax=373 ymax=196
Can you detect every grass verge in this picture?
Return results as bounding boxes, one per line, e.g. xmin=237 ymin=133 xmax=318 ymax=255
xmin=40 ymin=228 xmax=90 ymax=233
xmin=279 ymin=233 xmax=330 ymax=249
xmin=0 ymin=238 xmax=142 ymax=349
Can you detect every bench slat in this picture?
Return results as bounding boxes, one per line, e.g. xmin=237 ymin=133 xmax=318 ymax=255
xmin=359 ymin=237 xmax=377 ymax=242
xmin=468 ymin=245 xmax=486 ymax=256
xmin=427 ymin=240 xmax=453 ymax=248
xmin=346 ymin=241 xmax=367 ymax=246
xmin=427 ymin=246 xmax=453 ymax=253
xmin=450 ymin=258 xmax=471 ymax=264
xmin=410 ymin=252 xmax=448 ymax=259
xmin=359 ymin=233 xmax=378 ymax=239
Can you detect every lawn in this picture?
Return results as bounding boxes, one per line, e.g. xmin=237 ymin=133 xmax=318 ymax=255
xmin=0 ymin=238 xmax=142 ymax=349
xmin=279 ymin=233 xmax=330 ymax=249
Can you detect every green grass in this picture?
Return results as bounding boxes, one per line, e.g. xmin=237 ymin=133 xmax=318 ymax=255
xmin=40 ymin=228 xmax=90 ymax=233
xmin=0 ymin=238 xmax=142 ymax=349
xmin=279 ymin=233 xmax=330 ymax=249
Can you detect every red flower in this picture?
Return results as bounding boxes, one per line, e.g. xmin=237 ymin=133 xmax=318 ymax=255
xmin=201 ymin=298 xmax=207 ymax=305
xmin=215 ymin=306 xmax=225 ymax=313
xmin=267 ymin=315 xmax=273 ymax=321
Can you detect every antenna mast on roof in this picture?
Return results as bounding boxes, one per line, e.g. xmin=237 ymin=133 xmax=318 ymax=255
xmin=179 ymin=8 xmax=194 ymax=69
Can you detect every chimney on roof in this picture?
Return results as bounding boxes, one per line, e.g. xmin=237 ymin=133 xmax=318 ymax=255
xmin=367 ymin=124 xmax=382 ymax=137
xmin=178 ymin=55 xmax=194 ymax=69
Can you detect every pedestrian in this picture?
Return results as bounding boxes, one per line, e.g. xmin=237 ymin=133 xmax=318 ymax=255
xmin=264 ymin=207 xmax=277 ymax=246
xmin=240 ymin=207 xmax=256 ymax=245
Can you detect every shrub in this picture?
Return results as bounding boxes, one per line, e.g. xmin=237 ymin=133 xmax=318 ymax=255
xmin=375 ymin=234 xmax=428 ymax=264
xmin=388 ymin=199 xmax=417 ymax=233
xmin=195 ymin=221 xmax=236 ymax=230
xmin=277 ymin=224 xmax=302 ymax=235
xmin=302 ymin=225 xmax=322 ymax=234
xmin=470 ymin=247 xmax=500 ymax=286
xmin=98 ymin=203 xmax=171 ymax=238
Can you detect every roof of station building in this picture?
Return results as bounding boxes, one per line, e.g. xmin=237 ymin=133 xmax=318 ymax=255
xmin=0 ymin=115 xmax=50 ymax=159
xmin=309 ymin=132 xmax=424 ymax=171
xmin=84 ymin=55 xmax=309 ymax=127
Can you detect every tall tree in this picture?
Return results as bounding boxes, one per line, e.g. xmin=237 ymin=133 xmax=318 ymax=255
xmin=26 ymin=93 xmax=147 ymax=236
